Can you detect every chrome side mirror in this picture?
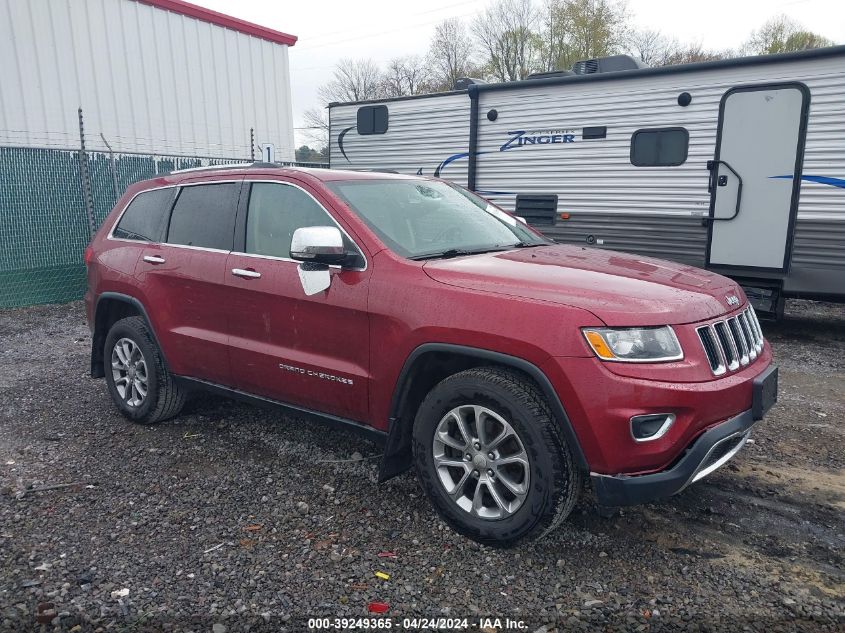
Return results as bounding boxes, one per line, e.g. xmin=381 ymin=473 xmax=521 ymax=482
xmin=290 ymin=226 xmax=346 ymax=265
xmin=291 ymin=226 xmax=345 ymax=296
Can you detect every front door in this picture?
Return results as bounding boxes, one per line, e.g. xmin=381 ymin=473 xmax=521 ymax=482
xmin=707 ymin=83 xmax=809 ymax=272
xmin=224 ymin=179 xmax=371 ymax=422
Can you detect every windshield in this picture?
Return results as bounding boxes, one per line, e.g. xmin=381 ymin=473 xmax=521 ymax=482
xmin=327 ymin=179 xmax=549 ymax=259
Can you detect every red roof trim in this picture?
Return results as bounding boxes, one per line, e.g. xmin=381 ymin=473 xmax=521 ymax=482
xmin=134 ymin=0 xmax=297 ymax=46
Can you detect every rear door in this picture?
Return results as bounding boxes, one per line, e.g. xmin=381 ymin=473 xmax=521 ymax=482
xmin=224 ymin=179 xmax=371 ymax=422
xmin=137 ymin=180 xmax=242 ymax=386
xmin=707 ymin=83 xmax=809 ymax=271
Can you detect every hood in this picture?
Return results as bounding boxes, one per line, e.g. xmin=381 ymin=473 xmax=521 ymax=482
xmin=422 ymin=245 xmax=742 ymax=326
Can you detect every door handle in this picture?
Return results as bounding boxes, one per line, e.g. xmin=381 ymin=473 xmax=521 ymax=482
xmin=231 ymin=268 xmax=261 ymax=279
xmin=143 ymin=255 xmax=166 ymax=264
xmin=705 ymin=159 xmax=744 ymax=223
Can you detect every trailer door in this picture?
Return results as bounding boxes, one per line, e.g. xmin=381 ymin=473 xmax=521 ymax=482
xmin=707 ymin=83 xmax=809 ymax=272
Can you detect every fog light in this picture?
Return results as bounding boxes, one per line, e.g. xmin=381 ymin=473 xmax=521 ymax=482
xmin=630 ymin=413 xmax=676 ymax=442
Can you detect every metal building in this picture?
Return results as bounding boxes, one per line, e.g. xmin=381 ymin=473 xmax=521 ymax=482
xmin=0 ymin=0 xmax=297 ymax=308
xmin=0 ymin=0 xmax=297 ymax=158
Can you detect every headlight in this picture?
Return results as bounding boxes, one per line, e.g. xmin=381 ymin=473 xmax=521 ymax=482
xmin=582 ymin=326 xmax=683 ymax=363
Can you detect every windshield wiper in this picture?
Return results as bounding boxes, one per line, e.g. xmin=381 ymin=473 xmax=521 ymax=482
xmin=410 ymin=248 xmax=475 ymax=261
xmin=410 ymin=241 xmax=551 ymax=260
xmin=410 ymin=246 xmax=521 ymax=261
xmin=512 ymin=241 xmax=552 ymax=248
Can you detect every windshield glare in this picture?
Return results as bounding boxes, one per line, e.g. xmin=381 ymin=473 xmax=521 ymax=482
xmin=327 ymin=179 xmax=548 ymax=259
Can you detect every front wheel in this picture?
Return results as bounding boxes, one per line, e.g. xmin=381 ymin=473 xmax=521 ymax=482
xmin=412 ymin=367 xmax=582 ymax=546
xmin=103 ymin=316 xmax=186 ymax=424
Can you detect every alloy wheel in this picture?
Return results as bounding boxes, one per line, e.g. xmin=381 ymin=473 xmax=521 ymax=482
xmin=432 ymin=405 xmax=530 ymax=520
xmin=111 ymin=337 xmax=149 ymax=408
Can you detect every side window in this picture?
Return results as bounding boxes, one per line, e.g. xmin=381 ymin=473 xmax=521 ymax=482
xmin=357 ymin=105 xmax=389 ymax=135
xmin=630 ymin=127 xmax=689 ymax=167
xmin=113 ymin=188 xmax=176 ymax=242
xmin=245 ymin=183 xmax=360 ymax=262
xmin=167 ymin=183 xmax=240 ymax=250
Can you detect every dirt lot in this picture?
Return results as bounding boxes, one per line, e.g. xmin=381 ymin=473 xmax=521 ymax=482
xmin=0 ymin=300 xmax=842 ymax=632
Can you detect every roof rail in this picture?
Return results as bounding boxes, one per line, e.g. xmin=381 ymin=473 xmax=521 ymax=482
xmin=168 ymin=161 xmax=277 ymax=175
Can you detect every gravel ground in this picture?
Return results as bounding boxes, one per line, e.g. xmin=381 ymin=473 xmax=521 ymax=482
xmin=0 ymin=300 xmax=842 ymax=632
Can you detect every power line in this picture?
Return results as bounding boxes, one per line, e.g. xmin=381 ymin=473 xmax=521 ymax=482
xmin=290 ymin=11 xmax=480 ymax=72
xmin=293 ymin=8 xmax=479 ymax=52
xmin=297 ymin=0 xmax=481 ymax=43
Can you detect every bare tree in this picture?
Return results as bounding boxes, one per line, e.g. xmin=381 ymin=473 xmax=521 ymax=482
xmin=473 ymin=0 xmax=541 ymax=81
xmin=317 ymin=58 xmax=384 ymax=104
xmin=381 ymin=55 xmax=431 ymax=97
xmin=539 ymin=0 xmax=628 ymax=71
xmin=381 ymin=58 xmax=407 ymax=98
xmin=662 ymin=42 xmax=732 ymax=65
xmin=302 ymin=107 xmax=329 ymax=150
xmin=304 ymin=58 xmax=384 ymax=151
xmin=744 ymin=15 xmax=833 ymax=55
xmin=427 ymin=18 xmax=478 ymax=91
xmin=625 ymin=29 xmax=675 ymax=66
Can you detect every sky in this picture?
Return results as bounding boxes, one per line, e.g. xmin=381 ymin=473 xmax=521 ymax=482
xmin=189 ymin=0 xmax=845 ymax=147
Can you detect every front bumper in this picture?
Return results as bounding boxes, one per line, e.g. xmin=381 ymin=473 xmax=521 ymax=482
xmin=591 ymin=365 xmax=777 ymax=506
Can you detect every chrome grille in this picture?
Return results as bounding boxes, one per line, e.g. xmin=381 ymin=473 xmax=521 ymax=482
xmin=698 ymin=326 xmax=725 ymax=375
xmin=728 ymin=317 xmax=749 ymax=365
xmin=696 ymin=306 xmax=764 ymax=375
xmin=713 ymin=321 xmax=739 ymax=370
xmin=739 ymin=312 xmax=757 ymax=361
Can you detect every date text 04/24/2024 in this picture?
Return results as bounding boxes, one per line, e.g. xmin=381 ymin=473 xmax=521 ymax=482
xmin=307 ymin=617 xmax=527 ymax=630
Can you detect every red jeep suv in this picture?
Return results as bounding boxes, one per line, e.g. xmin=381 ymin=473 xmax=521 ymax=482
xmin=85 ymin=164 xmax=778 ymax=545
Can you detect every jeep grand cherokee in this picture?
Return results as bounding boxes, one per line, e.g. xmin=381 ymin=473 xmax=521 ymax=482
xmin=85 ymin=164 xmax=778 ymax=546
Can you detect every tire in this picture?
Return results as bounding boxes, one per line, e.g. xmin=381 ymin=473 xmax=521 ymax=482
xmin=103 ymin=316 xmax=186 ymax=424
xmin=412 ymin=366 xmax=582 ymax=547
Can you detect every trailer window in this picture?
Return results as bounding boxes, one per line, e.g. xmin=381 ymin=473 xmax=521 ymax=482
xmin=630 ymin=128 xmax=688 ymax=167
xmin=357 ymin=105 xmax=389 ymax=135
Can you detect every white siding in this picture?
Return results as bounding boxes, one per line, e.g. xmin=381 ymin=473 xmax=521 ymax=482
xmin=0 ymin=0 xmax=294 ymax=160
xmin=475 ymin=55 xmax=845 ymax=224
xmin=330 ymin=93 xmax=471 ymax=186
xmin=472 ymin=55 xmax=845 ymax=278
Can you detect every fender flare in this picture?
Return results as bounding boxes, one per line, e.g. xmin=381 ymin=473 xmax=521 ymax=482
xmin=379 ymin=343 xmax=589 ymax=481
xmin=91 ymin=292 xmax=167 ymax=377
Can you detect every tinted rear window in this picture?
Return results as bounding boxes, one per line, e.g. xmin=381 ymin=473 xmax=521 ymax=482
xmin=167 ymin=183 xmax=240 ymax=250
xmin=113 ymin=188 xmax=176 ymax=242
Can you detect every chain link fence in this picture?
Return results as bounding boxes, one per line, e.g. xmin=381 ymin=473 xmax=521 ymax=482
xmin=0 ymin=145 xmax=324 ymax=309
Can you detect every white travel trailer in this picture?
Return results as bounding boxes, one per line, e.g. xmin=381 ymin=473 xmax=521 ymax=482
xmin=329 ymin=47 xmax=845 ymax=316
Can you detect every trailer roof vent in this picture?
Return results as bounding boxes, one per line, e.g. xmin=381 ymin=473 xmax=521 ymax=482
xmin=573 ymin=59 xmax=600 ymax=74
xmin=453 ymin=77 xmax=487 ymax=90
xmin=571 ymin=55 xmax=647 ymax=75
xmin=526 ymin=69 xmax=576 ymax=81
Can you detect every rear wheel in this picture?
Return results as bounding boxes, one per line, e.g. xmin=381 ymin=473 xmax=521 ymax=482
xmin=103 ymin=316 xmax=186 ymax=424
xmin=413 ymin=367 xmax=582 ymax=546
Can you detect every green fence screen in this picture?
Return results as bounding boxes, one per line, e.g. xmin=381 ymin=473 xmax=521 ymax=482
xmin=0 ymin=147 xmax=244 ymax=308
